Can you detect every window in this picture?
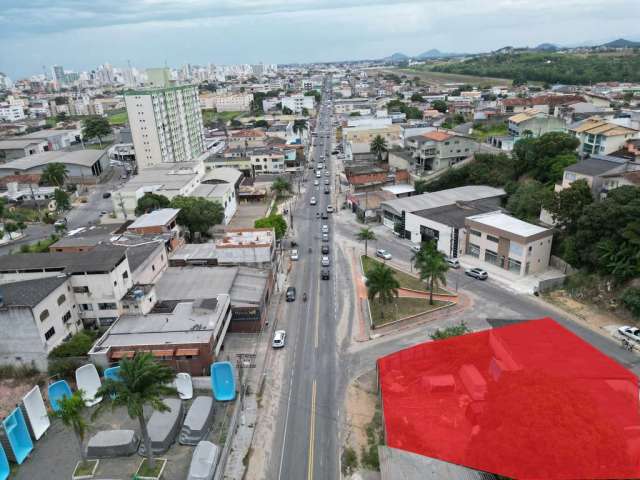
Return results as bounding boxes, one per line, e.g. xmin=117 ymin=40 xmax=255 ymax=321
xmin=98 ymin=302 xmax=117 ymax=310
xmin=509 ymin=242 xmax=524 ymax=257
xmin=467 ymin=243 xmax=480 ymax=258
xmin=508 ymin=258 xmax=522 ymax=273
xmin=486 ymin=235 xmax=499 ymax=243
xmin=57 ymin=294 xmax=66 ymax=306
xmin=62 ymin=311 xmax=72 ymax=324
xmin=44 ymin=327 xmax=56 ymax=340
xmin=39 ymin=309 xmax=50 ymax=322
xmin=152 ymin=265 xmax=156 ymax=272
xmin=484 ymin=249 xmax=499 ymax=266
xmin=80 ymin=303 xmax=93 ymax=311
xmin=564 ymin=172 xmax=576 ymax=182
xmin=470 ymin=229 xmax=481 ymax=237
xmin=73 ymin=286 xmax=90 ymax=294
xmin=123 ymin=271 xmax=129 ymax=280
xmin=98 ymin=317 xmax=117 ymax=327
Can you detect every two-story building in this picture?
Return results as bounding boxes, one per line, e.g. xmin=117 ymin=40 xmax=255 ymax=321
xmin=569 ymin=117 xmax=639 ymax=156
xmin=405 ymin=131 xmax=476 ymax=174
xmin=507 ymin=110 xmax=567 ymax=138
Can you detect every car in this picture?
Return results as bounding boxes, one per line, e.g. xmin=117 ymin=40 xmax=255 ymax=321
xmin=321 ymin=269 xmax=330 ymax=280
xmin=314 ymin=180 xmax=319 ymax=186
xmin=465 ymin=268 xmax=488 ymax=280
xmin=321 ymin=225 xmax=329 ymax=234
xmin=321 ymin=245 xmax=330 ymax=255
xmin=324 ymin=171 xmax=330 ymax=177
xmin=324 ymin=179 xmax=330 ymax=185
xmin=317 ymin=163 xmax=324 ymax=169
xmin=332 ymin=150 xmax=339 ymax=155
xmin=100 ymin=210 xmax=108 ymax=215
xmin=324 ymin=188 xmax=330 ymax=194
xmin=322 ymin=233 xmax=329 ymax=242
xmin=321 ymin=212 xmax=328 ymax=219
xmin=410 ymin=245 xmax=421 ymax=254
xmin=309 ymin=164 xmax=314 ymax=169
xmin=376 ymin=249 xmax=392 ymax=260
xmin=54 ymin=219 xmax=67 ymax=228
xmin=286 ymin=286 xmax=296 ymax=301
xmin=310 ymin=197 xmax=317 ymax=205
xmin=618 ymin=326 xmax=640 ymax=343
xmin=326 ymin=205 xmax=334 ymax=213
xmin=290 ymin=249 xmax=299 ymax=261
xmin=321 ymin=256 xmax=330 ymax=267
xmin=102 ymin=192 xmax=111 ymax=199
xmin=272 ymin=330 xmax=286 ymax=348
xmin=445 ymin=257 xmax=460 ymax=269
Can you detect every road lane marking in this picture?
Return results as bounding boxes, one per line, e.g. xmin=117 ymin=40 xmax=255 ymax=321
xmin=307 ymin=379 xmax=317 ymax=480
xmin=315 ymin=277 xmax=320 ymax=348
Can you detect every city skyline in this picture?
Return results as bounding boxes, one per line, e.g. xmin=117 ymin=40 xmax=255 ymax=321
xmin=2 ymin=0 xmax=639 ymax=79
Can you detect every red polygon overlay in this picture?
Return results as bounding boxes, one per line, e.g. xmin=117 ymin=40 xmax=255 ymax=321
xmin=378 ymin=318 xmax=640 ymax=479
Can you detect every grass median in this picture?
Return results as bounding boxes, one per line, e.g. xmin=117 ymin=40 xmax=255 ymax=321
xmin=361 ymin=255 xmax=450 ymax=294
xmin=369 ymin=297 xmax=448 ymax=327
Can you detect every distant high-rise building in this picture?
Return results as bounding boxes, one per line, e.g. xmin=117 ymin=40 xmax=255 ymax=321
xmin=125 ymin=85 xmax=205 ymax=169
xmin=145 ymin=68 xmax=172 ymax=88
xmin=51 ymin=65 xmax=64 ymax=84
xmin=251 ymin=63 xmax=264 ymax=78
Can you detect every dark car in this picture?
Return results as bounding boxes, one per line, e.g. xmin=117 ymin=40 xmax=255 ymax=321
xmin=321 ymin=269 xmax=330 ymax=280
xmin=324 ymin=188 xmax=330 ymax=194
xmin=321 ymin=245 xmax=329 ymax=254
xmin=102 ymin=192 xmax=112 ymax=199
xmin=321 ymin=212 xmax=328 ymax=219
xmin=286 ymin=286 xmax=296 ymax=301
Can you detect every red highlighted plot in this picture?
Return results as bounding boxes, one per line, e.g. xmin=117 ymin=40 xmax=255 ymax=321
xmin=378 ymin=318 xmax=640 ymax=479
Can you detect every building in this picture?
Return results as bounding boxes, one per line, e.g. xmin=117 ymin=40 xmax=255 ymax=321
xmin=569 ymin=116 xmax=639 ymax=156
xmin=0 ymin=276 xmax=82 ymax=370
xmin=201 ymin=93 xmax=253 ymax=112
xmin=127 ymin=208 xmax=184 ymax=250
xmin=378 ymin=318 xmax=640 ymax=480
xmin=0 ymin=104 xmax=25 ymax=122
xmin=342 ymin=124 xmax=401 ymax=154
xmin=281 ymin=94 xmax=314 ymax=114
xmin=249 ymin=148 xmax=285 ymax=174
xmin=125 ymin=85 xmax=205 ymax=169
xmin=228 ymin=129 xmax=267 ymax=149
xmin=0 ymin=138 xmax=48 ymax=162
xmin=191 ymin=182 xmax=237 ymax=225
xmin=405 ymin=131 xmax=476 ymax=174
xmin=464 ymin=211 xmax=553 ymax=276
xmin=500 ymin=95 xmax=585 ymax=114
xmin=507 ymin=110 xmax=566 ymax=138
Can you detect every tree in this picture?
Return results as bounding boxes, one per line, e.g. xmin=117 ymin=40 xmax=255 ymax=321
xmin=506 ymin=180 xmax=552 ymax=222
xmin=254 ymin=214 xmax=287 ymax=239
xmin=55 ymin=112 xmax=68 ymax=123
xmin=16 ymin=221 xmax=26 ymax=236
xmin=370 ymin=135 xmax=388 ymax=162
xmin=413 ymin=241 xmax=449 ymax=305
xmin=170 ymin=196 xmax=225 ymax=238
xmin=430 ymin=322 xmax=469 ymax=340
xmin=365 ymin=263 xmax=400 ymax=309
xmin=41 ymin=162 xmax=68 ymax=187
xmin=356 ymin=227 xmax=376 ymax=256
xmin=513 ymin=132 xmax=579 ymax=180
xmin=54 ymin=188 xmax=70 ymax=212
xmin=410 ymin=93 xmax=425 ymax=103
xmin=543 ymin=179 xmax=593 ymax=233
xmin=304 ymin=90 xmax=322 ymax=103
xmin=282 ymin=106 xmax=293 ymax=115
xmin=135 ymin=193 xmax=170 ymax=215
xmin=94 ymin=353 xmax=177 ymax=471
xmin=431 ymin=100 xmax=448 ymax=113
xmin=230 ymin=119 xmax=242 ymax=127
xmin=3 ymin=222 xmax=18 ymax=240
xmin=254 ymin=119 xmax=269 ymax=128
xmin=271 ymin=177 xmax=291 ymax=197
xmin=301 ymin=107 xmax=310 ymax=117
xmin=293 ymin=119 xmax=307 ymax=135
xmin=81 ymin=116 xmax=111 ymax=147
xmin=49 ymin=391 xmax=91 ymax=472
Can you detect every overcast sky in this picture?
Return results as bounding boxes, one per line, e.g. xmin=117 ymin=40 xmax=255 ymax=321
xmin=1 ymin=0 xmax=639 ymax=79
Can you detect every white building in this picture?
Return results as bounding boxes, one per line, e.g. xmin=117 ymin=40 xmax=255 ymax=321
xmin=281 ymin=94 xmax=314 ymax=114
xmin=215 ymin=228 xmax=275 ymax=267
xmin=125 ymin=85 xmax=205 ymax=169
xmin=201 ymin=93 xmax=253 ymax=112
xmin=0 ymin=104 xmax=25 ymax=122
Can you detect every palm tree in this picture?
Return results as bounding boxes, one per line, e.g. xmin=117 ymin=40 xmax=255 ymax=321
xmin=370 ymin=135 xmax=388 ymax=162
xmin=94 ymin=354 xmax=177 ymax=471
xmin=41 ymin=162 xmax=68 ymax=187
xmin=49 ymin=390 xmax=91 ymax=472
xmin=413 ymin=240 xmax=449 ymax=305
xmin=356 ymin=227 xmax=376 ymax=257
xmin=271 ymin=177 xmax=291 ymax=197
xmin=293 ymin=119 xmax=308 ymax=135
xmin=366 ymin=263 xmax=400 ymax=318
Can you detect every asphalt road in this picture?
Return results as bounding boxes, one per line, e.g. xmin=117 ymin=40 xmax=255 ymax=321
xmin=272 ymin=78 xmax=341 ymax=480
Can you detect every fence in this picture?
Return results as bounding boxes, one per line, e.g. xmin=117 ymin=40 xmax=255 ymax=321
xmin=549 ymin=255 xmax=576 ymax=275
xmin=214 ymin=382 xmax=246 ymax=480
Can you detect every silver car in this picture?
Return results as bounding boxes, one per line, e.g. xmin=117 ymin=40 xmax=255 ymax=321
xmin=321 ymin=256 xmax=330 ymax=267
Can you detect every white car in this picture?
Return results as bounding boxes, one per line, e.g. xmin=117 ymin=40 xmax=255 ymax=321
xmin=310 ymin=197 xmax=317 ymax=205
xmin=376 ymin=249 xmax=392 ymax=260
xmin=619 ymin=326 xmax=640 ymax=343
xmin=322 ymin=225 xmax=329 ymax=234
xmin=321 ymin=256 xmax=330 ymax=267
xmin=315 ymin=171 xmax=321 ymax=178
xmin=324 ymin=171 xmax=330 ymax=177
xmin=272 ymin=330 xmax=286 ymax=348
xmin=314 ymin=180 xmax=319 ymax=186
xmin=290 ymin=249 xmax=299 ymax=261
xmin=327 ymin=205 xmax=334 ymax=213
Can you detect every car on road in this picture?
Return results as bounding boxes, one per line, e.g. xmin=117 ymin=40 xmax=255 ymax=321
xmin=321 ymin=256 xmax=330 ymax=267
xmin=100 ymin=210 xmax=108 ymax=215
xmin=310 ymin=197 xmax=317 ymax=205
xmin=316 ymin=172 xmax=321 ymax=178
xmin=465 ymin=268 xmax=488 ymax=280
xmin=324 ymin=179 xmax=330 ymax=185
xmin=321 ymin=245 xmax=330 ymax=254
xmin=321 ymin=212 xmax=328 ymax=219
xmin=410 ymin=244 xmax=421 ymax=254
xmin=326 ymin=205 xmax=334 ymax=213
xmin=272 ymin=330 xmax=286 ymax=348
xmin=445 ymin=257 xmax=460 ymax=269
xmin=102 ymin=192 xmax=111 ymax=199
xmin=324 ymin=171 xmax=329 ymax=176
xmin=376 ymin=249 xmax=392 ymax=260
xmin=332 ymin=150 xmax=339 ymax=155
xmin=324 ymin=188 xmax=330 ymax=194
xmin=618 ymin=326 xmax=640 ymax=343
xmin=322 ymin=233 xmax=329 ymax=242
xmin=286 ymin=286 xmax=296 ymax=301
xmin=314 ymin=180 xmax=319 ymax=186
xmin=322 ymin=225 xmax=329 ymax=234
xmin=321 ymin=269 xmax=330 ymax=280
xmin=290 ymin=249 xmax=299 ymax=261
xmin=317 ymin=163 xmax=324 ymax=169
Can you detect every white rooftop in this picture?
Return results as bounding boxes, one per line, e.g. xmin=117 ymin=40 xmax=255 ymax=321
xmin=467 ymin=211 xmax=550 ymax=237
xmin=381 ymin=184 xmax=416 ymax=196
xmin=128 ymin=208 xmax=180 ymax=229
xmin=382 ymin=186 xmax=506 ymax=216
xmin=0 ymin=148 xmax=106 ymax=170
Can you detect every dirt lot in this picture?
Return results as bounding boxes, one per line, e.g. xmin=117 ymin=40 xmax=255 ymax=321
xmin=0 ymin=376 xmax=45 ymax=418
xmin=228 ymin=200 xmax=271 ymax=228
xmin=545 ymin=290 xmax=629 ymax=332
xmin=343 ymin=370 xmax=377 ymax=457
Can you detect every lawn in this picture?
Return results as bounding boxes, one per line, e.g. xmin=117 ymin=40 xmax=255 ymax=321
xmin=369 ymin=297 xmax=447 ymax=327
xmin=202 ymin=109 xmax=244 ymax=125
xmin=470 ymin=123 xmax=509 ymax=141
xmin=361 ymin=255 xmax=425 ymax=291
xmin=86 ymin=141 xmax=113 ymax=150
xmin=107 ymin=110 xmax=128 ymax=125
xmin=371 ymin=67 xmax=513 ymax=87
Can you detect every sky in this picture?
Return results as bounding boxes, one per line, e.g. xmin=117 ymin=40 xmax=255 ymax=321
xmin=1 ymin=0 xmax=639 ymax=79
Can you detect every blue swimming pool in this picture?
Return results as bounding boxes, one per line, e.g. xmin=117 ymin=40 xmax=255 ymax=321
xmin=103 ymin=365 xmax=121 ymax=382
xmin=0 ymin=443 xmax=9 ymax=480
xmin=2 ymin=407 xmax=33 ymax=464
xmin=211 ymin=362 xmax=236 ymax=401
xmin=47 ymin=380 xmax=72 ymax=412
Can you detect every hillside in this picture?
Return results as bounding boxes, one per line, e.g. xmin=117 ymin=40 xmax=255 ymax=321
xmin=432 ymin=52 xmax=640 ymax=85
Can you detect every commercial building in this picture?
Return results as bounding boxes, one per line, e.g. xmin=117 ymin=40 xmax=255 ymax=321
xmin=125 ymin=85 xmax=205 ymax=169
xmin=127 ymin=208 xmax=184 ymax=250
xmin=0 ymin=138 xmax=48 ymax=162
xmin=201 ymin=92 xmax=253 ymax=112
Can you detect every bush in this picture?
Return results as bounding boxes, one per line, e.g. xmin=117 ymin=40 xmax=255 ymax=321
xmin=48 ymin=331 xmax=98 ymax=359
xmin=360 ymin=444 xmax=379 ymax=471
xmin=0 ymin=362 xmax=39 ymax=379
xmin=48 ymin=357 xmax=85 ymax=379
xmin=341 ymin=447 xmax=358 ymax=475
xmin=621 ymin=288 xmax=640 ymax=319
xmin=430 ymin=322 xmax=469 ymax=340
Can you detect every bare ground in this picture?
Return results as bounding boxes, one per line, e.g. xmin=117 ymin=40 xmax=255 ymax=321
xmin=343 ymin=370 xmax=377 ymax=457
xmin=0 ymin=377 xmax=45 ymax=418
xmin=544 ymin=290 xmax=628 ymax=331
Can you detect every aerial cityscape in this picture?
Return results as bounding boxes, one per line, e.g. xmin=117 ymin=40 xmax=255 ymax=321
xmin=1 ymin=1 xmax=640 ymax=479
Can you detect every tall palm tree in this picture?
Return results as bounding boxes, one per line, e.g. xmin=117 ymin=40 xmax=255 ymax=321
xmin=49 ymin=390 xmax=91 ymax=472
xmin=94 ymin=354 xmax=177 ymax=470
xmin=366 ymin=263 xmax=400 ymax=319
xmin=293 ymin=119 xmax=307 ymax=135
xmin=356 ymin=227 xmax=376 ymax=257
xmin=413 ymin=240 xmax=449 ymax=305
xmin=370 ymin=135 xmax=388 ymax=162
xmin=41 ymin=162 xmax=69 ymax=187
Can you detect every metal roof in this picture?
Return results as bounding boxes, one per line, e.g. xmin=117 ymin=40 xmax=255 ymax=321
xmin=0 ymin=244 xmax=127 ymax=273
xmin=0 ymin=276 xmax=68 ymax=308
xmin=0 ymin=148 xmax=106 ymax=170
xmin=381 ymin=186 xmax=506 ymax=216
xmin=128 ymin=209 xmax=180 ymax=229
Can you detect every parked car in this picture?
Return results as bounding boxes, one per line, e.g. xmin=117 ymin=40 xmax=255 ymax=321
xmin=410 ymin=245 xmax=421 ymax=254
xmin=102 ymin=192 xmax=111 ymax=199
xmin=315 ymin=172 xmax=321 ymax=178
xmin=314 ymin=180 xmax=319 ymax=186
xmin=324 ymin=188 xmax=330 ymax=194
xmin=465 ymin=268 xmax=488 ymax=280
xmin=326 ymin=205 xmax=334 ymax=213
xmin=290 ymin=249 xmax=299 ymax=261
xmin=376 ymin=249 xmax=392 ymax=260
xmin=324 ymin=171 xmax=330 ymax=177
xmin=310 ymin=197 xmax=317 ymax=205
xmin=618 ymin=326 xmax=640 ymax=343
xmin=324 ymin=179 xmax=330 ymax=185
xmin=321 ymin=245 xmax=330 ymax=254
xmin=286 ymin=286 xmax=296 ymax=301
xmin=321 ymin=269 xmax=330 ymax=280
xmin=321 ymin=256 xmax=330 ymax=267
xmin=272 ymin=330 xmax=286 ymax=348
xmin=445 ymin=257 xmax=460 ymax=269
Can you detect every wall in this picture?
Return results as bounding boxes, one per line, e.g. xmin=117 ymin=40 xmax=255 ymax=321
xmin=130 ymin=243 xmax=168 ymax=285
xmin=522 ymin=235 xmax=553 ymax=274
xmin=404 ymin=213 xmax=456 ymax=256
xmin=0 ymin=307 xmax=48 ymax=370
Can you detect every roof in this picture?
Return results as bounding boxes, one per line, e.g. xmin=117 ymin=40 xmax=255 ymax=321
xmin=381 ymin=184 xmax=415 ymax=196
xmin=0 ymin=138 xmax=46 ymax=150
xmin=421 ymin=131 xmax=452 ymax=142
xmin=381 ymin=186 xmax=506 ymax=216
xmin=466 ymin=211 xmax=549 ymax=237
xmin=191 ymin=182 xmax=233 ymax=199
xmin=0 ymin=149 xmax=106 ymax=171
xmin=564 ymin=157 xmax=624 ymax=176
xmin=378 ymin=318 xmax=640 ymax=480
xmin=502 ymin=95 xmax=584 ymax=107
xmin=0 ymin=276 xmax=67 ymax=308
xmin=508 ymin=110 xmax=546 ymax=123
xmin=201 ymin=167 xmax=243 ymax=185
xmin=125 ymin=241 xmax=164 ymax=273
xmin=49 ymin=223 xmax=125 ymax=249
xmin=412 ymin=201 xmax=498 ymax=228
xmin=570 ymin=117 xmax=638 ymax=137
xmin=128 ymin=209 xmax=180 ymax=229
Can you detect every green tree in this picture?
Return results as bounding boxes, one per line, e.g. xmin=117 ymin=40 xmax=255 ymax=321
xmin=94 ymin=353 xmax=177 ymax=471
xmin=81 ymin=116 xmax=111 ymax=146
xmin=230 ymin=119 xmax=242 ymax=127
xmin=49 ymin=391 xmax=91 ymax=471
xmin=370 ymin=135 xmax=388 ymax=162
xmin=513 ymin=132 xmax=579 ymax=180
xmin=254 ymin=214 xmax=287 ymax=239
xmin=254 ymin=119 xmax=269 ymax=128
xmin=431 ymin=100 xmax=448 ymax=113
xmin=55 ymin=112 xmax=68 ymax=123
xmin=41 ymin=162 xmax=69 ymax=187
xmin=543 ymin=179 xmax=593 ymax=234
xmin=410 ymin=93 xmax=425 ymax=102
xmin=414 ymin=179 xmax=428 ymax=194
xmin=282 ymin=106 xmax=293 ymax=115
xmin=365 ymin=262 xmax=400 ymax=309
xmin=356 ymin=227 xmax=376 ymax=256
xmin=430 ymin=322 xmax=470 ymax=340
xmin=54 ymin=188 xmax=70 ymax=212
xmin=4 ymin=222 xmax=18 ymax=240
xmin=304 ymin=90 xmax=321 ymax=103
xmin=170 ymin=196 xmax=225 ymax=238
xmin=16 ymin=221 xmax=26 ymax=236
xmin=506 ymin=180 xmax=552 ymax=222
xmin=271 ymin=177 xmax=291 ymax=197
xmin=293 ymin=119 xmax=307 ymax=135
xmin=135 ymin=193 xmax=170 ymax=215
xmin=413 ymin=241 xmax=449 ymax=305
